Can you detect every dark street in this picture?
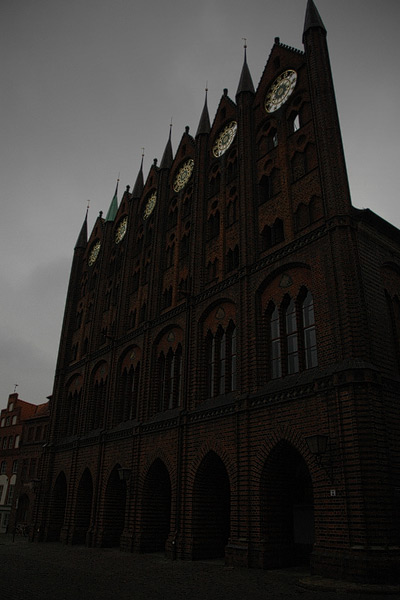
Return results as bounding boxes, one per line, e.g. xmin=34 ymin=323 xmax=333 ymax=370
xmin=1 ymin=535 xmax=398 ymax=600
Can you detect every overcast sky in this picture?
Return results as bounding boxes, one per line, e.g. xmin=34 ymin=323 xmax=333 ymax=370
xmin=1 ymin=0 xmax=399 ymax=406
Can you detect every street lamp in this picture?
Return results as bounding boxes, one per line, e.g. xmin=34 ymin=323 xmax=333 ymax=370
xmin=305 ymin=434 xmax=333 ymax=482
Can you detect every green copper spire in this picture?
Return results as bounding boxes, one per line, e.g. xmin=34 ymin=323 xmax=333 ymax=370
xmin=105 ymin=179 xmax=119 ymax=222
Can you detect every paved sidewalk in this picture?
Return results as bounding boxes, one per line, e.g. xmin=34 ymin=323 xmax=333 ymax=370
xmin=0 ymin=535 xmax=398 ymax=600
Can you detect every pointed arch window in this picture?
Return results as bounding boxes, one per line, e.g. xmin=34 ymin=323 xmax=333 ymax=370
xmin=207 ymin=258 xmax=218 ymax=282
xmin=226 ymin=245 xmax=239 ymax=272
xmin=268 ymin=304 xmax=282 ymax=379
xmin=289 ymin=112 xmax=301 ymax=133
xmin=131 ymin=269 xmax=140 ymax=292
xmin=302 ymin=291 xmax=318 ymax=369
xmin=162 ymin=287 xmax=173 ymax=310
xmin=166 ymin=244 xmax=175 ymax=268
xmin=206 ymin=321 xmax=237 ymax=397
xmin=158 ymin=344 xmax=182 ymax=411
xmin=267 ymin=128 xmax=278 ymax=151
xmin=285 ymin=298 xmax=299 ymax=375
xmin=266 ymin=289 xmax=318 ymax=380
xmin=120 ymin=363 xmax=140 ymax=422
xmin=207 ymin=211 xmax=220 ymax=241
xmin=66 ymin=389 xmax=81 ymax=437
xmin=179 ymin=233 xmax=190 ymax=259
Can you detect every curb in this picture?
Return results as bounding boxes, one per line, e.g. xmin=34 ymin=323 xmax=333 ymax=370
xmin=298 ymin=576 xmax=400 ymax=595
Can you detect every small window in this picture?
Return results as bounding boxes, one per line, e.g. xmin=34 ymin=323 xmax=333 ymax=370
xmin=7 ymin=484 xmax=15 ymax=505
xmin=289 ymin=111 xmax=300 ymax=133
xmin=0 ymin=460 xmax=6 ymax=474
xmin=14 ymin=435 xmax=20 ymax=448
xmin=2 ymin=437 xmax=7 ymax=449
xmin=12 ymin=460 xmax=18 ymax=474
xmin=11 ymin=416 xmax=17 ymax=425
xmin=8 ymin=403 xmax=14 ymax=412
xmin=0 ymin=418 xmax=4 ymax=427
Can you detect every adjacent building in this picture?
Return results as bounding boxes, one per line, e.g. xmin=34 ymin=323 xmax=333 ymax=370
xmin=33 ymin=1 xmax=400 ymax=584
xmin=0 ymin=393 xmax=49 ymax=533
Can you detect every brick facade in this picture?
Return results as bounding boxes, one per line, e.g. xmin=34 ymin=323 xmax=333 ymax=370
xmin=0 ymin=394 xmax=49 ymax=534
xmin=34 ymin=1 xmax=400 ymax=584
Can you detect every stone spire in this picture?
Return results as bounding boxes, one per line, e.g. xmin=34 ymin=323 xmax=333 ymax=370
xmin=74 ymin=209 xmax=88 ymax=249
xmin=160 ymin=124 xmax=173 ymax=169
xmin=196 ymin=88 xmax=211 ymax=136
xmin=303 ymin=0 xmax=327 ymax=40
xmin=236 ymin=42 xmax=255 ymax=96
xmin=132 ymin=153 xmax=144 ymax=198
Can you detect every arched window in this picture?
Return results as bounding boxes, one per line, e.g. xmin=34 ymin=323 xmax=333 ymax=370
xmin=120 ymin=363 xmax=140 ymax=421
xmin=206 ymin=321 xmax=237 ymax=397
xmin=67 ymin=390 xmax=81 ymax=437
xmin=179 ymin=233 xmax=190 ymax=259
xmin=131 ymin=269 xmax=140 ymax=292
xmin=292 ymin=151 xmax=306 ymax=181
xmin=139 ymin=302 xmax=147 ymax=322
xmin=285 ymin=298 xmax=299 ymax=375
xmin=207 ymin=212 xmax=220 ymax=240
xmin=162 ymin=287 xmax=173 ymax=310
xmin=302 ymin=291 xmax=318 ymax=369
xmin=158 ymin=344 xmax=182 ymax=411
xmin=87 ymin=365 xmax=108 ymax=431
xmin=207 ymin=258 xmax=218 ymax=282
xmin=267 ymin=128 xmax=278 ymax=150
xmin=266 ymin=289 xmax=318 ymax=380
xmin=226 ymin=246 xmax=239 ymax=272
xmin=269 ymin=304 xmax=282 ymax=379
xmin=166 ymin=244 xmax=175 ymax=268
xmin=226 ymin=198 xmax=237 ymax=227
xmin=289 ymin=112 xmax=300 ymax=133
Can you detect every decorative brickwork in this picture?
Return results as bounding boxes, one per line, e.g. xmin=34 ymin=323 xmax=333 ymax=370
xmin=34 ymin=1 xmax=400 ymax=584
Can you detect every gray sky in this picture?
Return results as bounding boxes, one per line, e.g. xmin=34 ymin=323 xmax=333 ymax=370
xmin=1 ymin=0 xmax=399 ymax=405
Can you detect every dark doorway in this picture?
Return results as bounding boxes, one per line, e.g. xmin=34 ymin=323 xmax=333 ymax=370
xmin=16 ymin=494 xmax=30 ymax=523
xmin=140 ymin=459 xmax=171 ymax=552
xmin=102 ymin=465 xmax=126 ymax=547
xmin=72 ymin=468 xmax=93 ymax=544
xmin=261 ymin=441 xmax=314 ymax=568
xmin=192 ymin=451 xmax=230 ymax=559
xmin=47 ymin=471 xmax=67 ymax=542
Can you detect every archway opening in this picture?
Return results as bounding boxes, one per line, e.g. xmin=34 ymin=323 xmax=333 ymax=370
xmin=72 ymin=469 xmax=93 ymax=544
xmin=192 ymin=451 xmax=230 ymax=559
xmin=140 ymin=459 xmax=171 ymax=552
xmin=102 ymin=465 xmax=126 ymax=547
xmin=16 ymin=493 xmax=30 ymax=524
xmin=47 ymin=472 xmax=67 ymax=542
xmin=261 ymin=441 xmax=314 ymax=568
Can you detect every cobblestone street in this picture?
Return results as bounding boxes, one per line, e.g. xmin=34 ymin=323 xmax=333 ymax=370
xmin=1 ymin=535 xmax=398 ymax=600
